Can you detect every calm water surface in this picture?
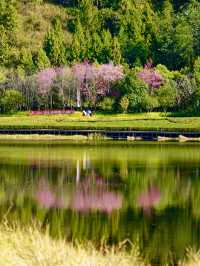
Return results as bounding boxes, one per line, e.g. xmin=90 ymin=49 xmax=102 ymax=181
xmin=0 ymin=141 xmax=200 ymax=265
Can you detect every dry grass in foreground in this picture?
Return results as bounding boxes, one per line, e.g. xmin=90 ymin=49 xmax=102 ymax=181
xmin=0 ymin=224 xmax=199 ymax=266
xmin=180 ymin=250 xmax=200 ymax=266
xmin=0 ymin=224 xmax=146 ymax=266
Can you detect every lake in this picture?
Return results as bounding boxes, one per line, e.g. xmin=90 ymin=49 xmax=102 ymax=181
xmin=0 ymin=141 xmax=200 ymax=265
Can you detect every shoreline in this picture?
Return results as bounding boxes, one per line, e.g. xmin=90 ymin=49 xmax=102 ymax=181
xmin=0 ymin=131 xmax=200 ymax=142
xmin=0 ymin=113 xmax=200 ymax=140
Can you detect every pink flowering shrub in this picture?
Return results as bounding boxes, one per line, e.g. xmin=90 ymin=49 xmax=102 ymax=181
xmin=138 ymin=61 xmax=163 ymax=92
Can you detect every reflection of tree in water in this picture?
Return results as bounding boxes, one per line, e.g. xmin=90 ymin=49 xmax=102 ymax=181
xmin=36 ymin=179 xmax=67 ymax=208
xmin=36 ymin=172 xmax=123 ymax=214
xmin=138 ymin=186 xmax=161 ymax=215
xmin=71 ymin=172 xmax=123 ymax=213
xmin=36 ymin=180 xmax=54 ymax=208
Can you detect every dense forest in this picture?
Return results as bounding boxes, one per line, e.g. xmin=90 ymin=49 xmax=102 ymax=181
xmin=0 ymin=0 xmax=200 ymax=113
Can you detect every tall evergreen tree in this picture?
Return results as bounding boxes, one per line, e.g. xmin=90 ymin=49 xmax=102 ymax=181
xmin=71 ymin=20 xmax=87 ymax=61
xmin=20 ymin=49 xmax=35 ymax=74
xmin=99 ymin=30 xmax=113 ymax=63
xmin=111 ymin=37 xmax=122 ymax=64
xmin=174 ymin=20 xmax=194 ymax=69
xmin=0 ymin=0 xmax=18 ymax=32
xmin=0 ymin=26 xmax=9 ymax=65
xmin=44 ymin=19 xmax=66 ymax=66
xmin=34 ymin=49 xmax=51 ymax=70
xmin=153 ymin=0 xmax=176 ymax=69
xmin=181 ymin=0 xmax=200 ymax=58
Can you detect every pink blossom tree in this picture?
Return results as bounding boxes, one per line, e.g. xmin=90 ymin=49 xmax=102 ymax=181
xmin=138 ymin=61 xmax=163 ymax=93
xmin=54 ymin=67 xmax=76 ymax=108
xmin=37 ymin=67 xmax=76 ymax=109
xmin=37 ymin=68 xmax=57 ymax=95
xmin=36 ymin=62 xmax=124 ymax=109
xmin=72 ymin=60 xmax=97 ymax=107
xmin=72 ymin=61 xmax=124 ymax=107
xmin=36 ymin=68 xmax=57 ymax=109
xmin=96 ymin=63 xmax=124 ymax=96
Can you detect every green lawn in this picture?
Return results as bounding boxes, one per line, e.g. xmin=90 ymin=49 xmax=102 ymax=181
xmin=0 ymin=112 xmax=200 ymax=132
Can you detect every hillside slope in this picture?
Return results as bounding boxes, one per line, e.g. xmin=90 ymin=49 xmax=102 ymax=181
xmin=17 ymin=2 xmax=70 ymax=51
xmin=0 ymin=0 xmax=199 ymax=73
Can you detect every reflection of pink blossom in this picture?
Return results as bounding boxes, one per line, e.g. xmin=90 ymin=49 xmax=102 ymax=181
xmin=35 ymin=176 xmax=122 ymax=213
xmin=54 ymin=197 xmax=65 ymax=208
xmin=36 ymin=180 xmax=66 ymax=209
xmin=138 ymin=186 xmax=161 ymax=214
xmin=36 ymin=187 xmax=55 ymax=208
xmin=72 ymin=190 xmax=122 ymax=214
xmin=71 ymin=176 xmax=123 ymax=214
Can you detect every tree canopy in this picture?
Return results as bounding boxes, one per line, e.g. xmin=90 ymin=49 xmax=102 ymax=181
xmin=0 ymin=0 xmax=199 ymax=71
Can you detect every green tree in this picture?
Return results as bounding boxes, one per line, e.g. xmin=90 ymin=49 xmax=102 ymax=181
xmin=44 ymin=19 xmax=66 ymax=66
xmin=153 ymin=0 xmax=175 ymax=69
xmin=155 ymin=81 xmax=177 ymax=111
xmin=34 ymin=49 xmax=51 ymax=70
xmin=118 ymin=71 xmax=149 ymax=112
xmin=20 ymin=49 xmax=35 ymax=74
xmin=190 ymin=87 xmax=200 ymax=113
xmin=0 ymin=0 xmax=19 ymax=67
xmin=143 ymin=94 xmax=159 ymax=112
xmin=182 ymin=1 xmax=200 ymax=58
xmin=0 ymin=89 xmax=23 ymax=113
xmin=97 ymin=97 xmax=115 ymax=112
xmin=78 ymin=0 xmax=98 ymax=29
xmin=0 ymin=26 xmax=9 ymax=65
xmin=0 ymin=68 xmax=6 ymax=83
xmin=0 ymin=0 xmax=18 ymax=32
xmin=50 ymin=86 xmax=64 ymax=109
xmin=71 ymin=20 xmax=86 ymax=61
xmin=99 ymin=30 xmax=113 ymax=63
xmin=174 ymin=20 xmax=194 ymax=69
xmin=111 ymin=37 xmax=122 ymax=64
xmin=118 ymin=0 xmax=156 ymax=66
xmin=119 ymin=96 xmax=129 ymax=113
xmin=99 ymin=9 xmax=120 ymax=36
xmin=91 ymin=32 xmax=103 ymax=61
xmin=194 ymin=57 xmax=200 ymax=85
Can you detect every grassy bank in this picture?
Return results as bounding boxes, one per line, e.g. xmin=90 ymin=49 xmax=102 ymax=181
xmin=0 ymin=112 xmax=200 ymax=132
xmin=0 ymin=224 xmax=198 ymax=266
xmin=0 ymin=134 xmax=88 ymax=141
